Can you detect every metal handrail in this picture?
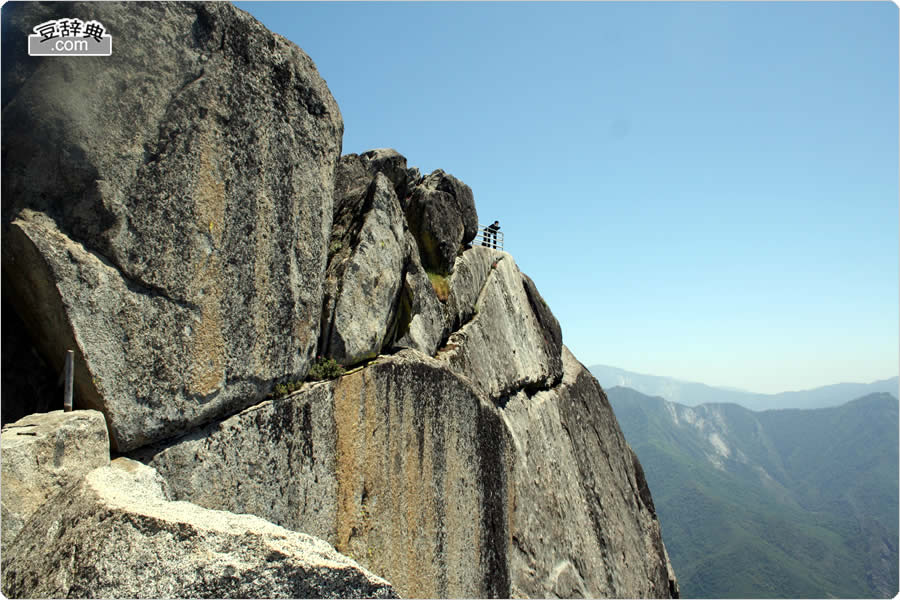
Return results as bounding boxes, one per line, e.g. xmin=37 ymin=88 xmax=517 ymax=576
xmin=473 ymin=224 xmax=504 ymax=251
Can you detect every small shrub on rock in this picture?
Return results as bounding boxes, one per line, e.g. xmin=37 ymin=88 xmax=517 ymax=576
xmin=270 ymin=380 xmax=303 ymax=399
xmin=308 ymin=356 xmax=345 ymax=381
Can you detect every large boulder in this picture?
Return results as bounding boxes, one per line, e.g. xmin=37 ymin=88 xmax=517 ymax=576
xmin=320 ymin=174 xmax=407 ymax=366
xmin=357 ymin=149 xmax=412 ymax=201
xmin=321 ymin=151 xmax=448 ymax=366
xmin=0 ymin=410 xmax=109 ymax=554
xmin=1 ymin=2 xmax=343 ymax=451
xmin=437 ymin=249 xmax=564 ymax=399
xmin=1 ymin=458 xmax=397 ymax=599
xmin=404 ymin=169 xmax=478 ymax=275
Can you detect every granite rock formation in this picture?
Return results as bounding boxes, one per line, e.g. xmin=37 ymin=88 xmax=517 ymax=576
xmin=436 ymin=248 xmax=563 ymax=400
xmin=0 ymin=410 xmax=109 ymax=554
xmin=140 ymin=240 xmax=677 ymax=598
xmin=2 ymin=1 xmax=342 ymax=452
xmin=1 ymin=458 xmax=397 ymax=599
xmin=141 ymin=351 xmax=514 ymax=598
xmin=503 ymin=347 xmax=679 ymax=598
xmin=1 ymin=2 xmax=678 ymax=598
xmin=404 ymin=169 xmax=478 ymax=275
xmin=321 ymin=151 xmax=452 ymax=365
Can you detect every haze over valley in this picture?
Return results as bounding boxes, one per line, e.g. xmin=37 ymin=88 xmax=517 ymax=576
xmin=591 ymin=364 xmax=899 ymax=411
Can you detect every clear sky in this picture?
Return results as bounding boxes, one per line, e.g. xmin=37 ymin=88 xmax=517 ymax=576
xmin=236 ymin=1 xmax=898 ymax=394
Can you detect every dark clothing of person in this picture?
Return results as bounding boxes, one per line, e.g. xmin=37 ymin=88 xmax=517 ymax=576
xmin=486 ymin=222 xmax=500 ymax=249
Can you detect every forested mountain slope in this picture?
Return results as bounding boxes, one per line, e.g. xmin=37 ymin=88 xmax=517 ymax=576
xmin=608 ymin=387 xmax=898 ymax=598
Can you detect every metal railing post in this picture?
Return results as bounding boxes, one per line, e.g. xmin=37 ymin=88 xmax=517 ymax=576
xmin=474 ymin=224 xmax=504 ymax=251
xmin=63 ymin=349 xmax=74 ymax=412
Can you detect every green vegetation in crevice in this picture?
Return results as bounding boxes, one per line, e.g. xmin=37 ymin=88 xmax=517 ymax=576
xmin=308 ymin=356 xmax=345 ymax=381
xmin=416 ymin=230 xmax=440 ymax=271
xmin=427 ymin=271 xmax=450 ymax=302
xmin=269 ymin=379 xmax=304 ymax=399
xmin=268 ymin=356 xmax=347 ymax=399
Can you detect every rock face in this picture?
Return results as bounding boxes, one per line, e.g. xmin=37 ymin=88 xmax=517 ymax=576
xmin=2 ymin=1 xmax=343 ymax=451
xmin=144 ymin=342 xmax=678 ymax=599
xmin=142 ymin=232 xmax=677 ymax=598
xmin=437 ymin=248 xmax=563 ymax=400
xmin=2 ymin=3 xmax=678 ymax=598
xmin=320 ymin=151 xmax=453 ymax=365
xmin=503 ymin=347 xmax=679 ymax=598
xmin=404 ymin=169 xmax=478 ymax=275
xmin=133 ymin=382 xmax=340 ymax=542
xmin=145 ymin=352 xmax=513 ymax=598
xmin=0 ymin=410 xmax=109 ymax=554
xmin=1 ymin=458 xmax=397 ymax=599
xmin=321 ymin=173 xmax=408 ymax=365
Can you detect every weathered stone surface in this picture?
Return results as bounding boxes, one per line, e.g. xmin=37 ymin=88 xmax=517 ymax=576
xmin=389 ymin=232 xmax=448 ymax=357
xmin=331 ymin=150 xmax=411 ymax=235
xmin=329 ymin=352 xmax=512 ymax=599
xmin=142 ymin=351 xmax=512 ymax=599
xmin=404 ymin=169 xmax=478 ymax=275
xmin=405 ymin=167 xmax=423 ymax=196
xmin=438 ymin=250 xmax=563 ymax=399
xmin=140 ymin=345 xmax=680 ymax=599
xmin=2 ymin=1 xmax=343 ymax=451
xmin=1 ymin=458 xmax=397 ymax=599
xmin=134 ymin=380 xmax=339 ymax=543
xmin=5 ymin=213 xmax=236 ymax=451
xmin=521 ymin=272 xmax=564 ymax=366
xmin=360 ymin=149 xmax=412 ymax=200
xmin=333 ymin=150 xmax=410 ymax=206
xmin=427 ymin=169 xmax=479 ymax=243
xmin=320 ymin=174 xmax=406 ymax=366
xmin=445 ymin=245 xmax=497 ymax=333
xmin=502 ymin=346 xmax=679 ymax=598
xmin=323 ymin=152 xmax=448 ymax=364
xmin=0 ymin=410 xmax=109 ymax=554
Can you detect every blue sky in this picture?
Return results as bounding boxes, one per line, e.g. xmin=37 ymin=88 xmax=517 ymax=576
xmin=237 ymin=1 xmax=898 ymax=394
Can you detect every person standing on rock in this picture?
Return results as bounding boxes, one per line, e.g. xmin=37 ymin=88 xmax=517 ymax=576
xmin=486 ymin=220 xmax=500 ymax=249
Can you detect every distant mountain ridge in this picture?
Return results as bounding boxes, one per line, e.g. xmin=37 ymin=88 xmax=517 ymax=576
xmin=590 ymin=364 xmax=899 ymax=411
xmin=607 ymin=386 xmax=899 ymax=598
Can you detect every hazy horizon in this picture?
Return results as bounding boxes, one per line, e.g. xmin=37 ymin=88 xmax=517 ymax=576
xmin=238 ymin=1 xmax=898 ymax=395
xmin=592 ymin=362 xmax=899 ymax=397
